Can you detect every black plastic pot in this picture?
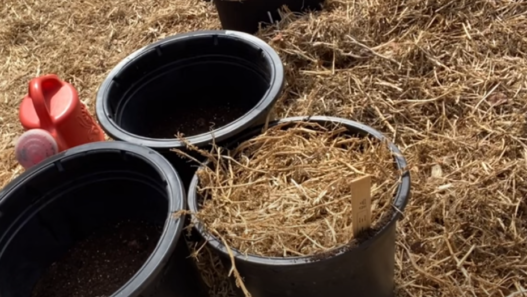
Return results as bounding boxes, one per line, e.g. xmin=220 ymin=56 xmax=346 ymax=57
xmin=0 ymin=141 xmax=209 ymax=297
xmin=95 ymin=30 xmax=284 ymax=189
xmin=214 ymin=0 xmax=326 ymax=34
xmin=188 ymin=116 xmax=411 ymax=297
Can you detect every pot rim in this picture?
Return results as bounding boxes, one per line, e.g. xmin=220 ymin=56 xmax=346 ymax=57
xmin=95 ymin=30 xmax=285 ymax=149
xmin=0 ymin=141 xmax=186 ymax=296
xmin=187 ymin=115 xmax=411 ymax=265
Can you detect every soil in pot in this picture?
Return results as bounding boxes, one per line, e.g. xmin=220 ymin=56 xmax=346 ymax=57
xmin=149 ymin=105 xmax=247 ymax=139
xmin=193 ymin=121 xmax=402 ymax=257
xmin=98 ymin=32 xmax=284 ymax=143
xmin=31 ymin=220 xmax=161 ymax=297
xmin=0 ymin=142 xmax=209 ymax=297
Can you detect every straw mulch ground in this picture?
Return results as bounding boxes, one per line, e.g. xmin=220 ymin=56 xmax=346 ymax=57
xmin=1 ymin=0 xmax=526 ymax=296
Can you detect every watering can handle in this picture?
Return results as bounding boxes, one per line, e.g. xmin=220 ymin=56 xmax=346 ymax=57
xmin=28 ymin=76 xmax=56 ymax=129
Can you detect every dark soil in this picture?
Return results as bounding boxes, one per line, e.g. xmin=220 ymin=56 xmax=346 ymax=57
xmin=148 ymin=105 xmax=248 ymax=139
xmin=31 ymin=220 xmax=162 ymax=297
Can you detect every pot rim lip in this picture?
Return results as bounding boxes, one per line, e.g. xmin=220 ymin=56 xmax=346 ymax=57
xmin=187 ymin=115 xmax=411 ymax=265
xmin=95 ymin=29 xmax=285 ymax=149
xmin=0 ymin=141 xmax=186 ymax=296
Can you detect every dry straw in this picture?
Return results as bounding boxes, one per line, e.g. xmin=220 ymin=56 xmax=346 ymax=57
xmin=191 ymin=121 xmax=402 ymax=258
xmin=1 ymin=0 xmax=527 ymax=296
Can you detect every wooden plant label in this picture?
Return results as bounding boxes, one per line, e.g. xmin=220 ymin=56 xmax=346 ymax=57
xmin=350 ymin=175 xmax=372 ymax=236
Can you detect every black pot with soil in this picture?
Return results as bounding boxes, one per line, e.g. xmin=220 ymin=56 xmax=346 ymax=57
xmin=0 ymin=141 xmax=209 ymax=297
xmin=214 ymin=0 xmax=326 ymax=34
xmin=95 ymin=30 xmax=284 ymax=189
xmin=187 ymin=116 xmax=411 ymax=297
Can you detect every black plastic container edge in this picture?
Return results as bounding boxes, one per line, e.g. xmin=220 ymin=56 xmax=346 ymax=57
xmin=0 ymin=141 xmax=209 ymax=297
xmin=214 ymin=0 xmax=326 ymax=34
xmin=95 ymin=30 xmax=285 ymax=150
xmin=187 ymin=116 xmax=411 ymax=297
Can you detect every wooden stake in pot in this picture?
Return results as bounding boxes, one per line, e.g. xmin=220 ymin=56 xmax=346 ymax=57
xmin=350 ymin=175 xmax=372 ymax=236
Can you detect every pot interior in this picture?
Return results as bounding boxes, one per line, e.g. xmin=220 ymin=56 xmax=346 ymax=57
xmin=106 ymin=34 xmax=273 ymax=139
xmin=0 ymin=151 xmax=169 ymax=297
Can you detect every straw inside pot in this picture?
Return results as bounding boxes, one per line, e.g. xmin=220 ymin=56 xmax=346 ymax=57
xmin=194 ymin=121 xmax=403 ymax=257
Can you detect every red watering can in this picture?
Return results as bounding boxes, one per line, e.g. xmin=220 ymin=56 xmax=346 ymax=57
xmin=16 ymin=74 xmax=105 ymax=168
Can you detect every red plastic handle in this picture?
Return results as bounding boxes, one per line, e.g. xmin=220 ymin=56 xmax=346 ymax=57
xmin=28 ymin=75 xmax=58 ymax=129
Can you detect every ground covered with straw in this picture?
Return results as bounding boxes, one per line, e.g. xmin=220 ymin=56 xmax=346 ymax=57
xmin=1 ymin=0 xmax=526 ymax=296
xmin=194 ymin=121 xmax=401 ymax=257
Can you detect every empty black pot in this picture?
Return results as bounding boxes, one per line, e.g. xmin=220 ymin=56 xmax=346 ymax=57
xmin=96 ymin=30 xmax=284 ymax=188
xmin=214 ymin=0 xmax=326 ymax=34
xmin=0 ymin=141 xmax=209 ymax=297
xmin=187 ymin=116 xmax=411 ymax=297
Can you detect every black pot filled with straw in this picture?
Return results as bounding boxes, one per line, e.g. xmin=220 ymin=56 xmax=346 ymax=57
xmin=184 ymin=116 xmax=411 ymax=297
